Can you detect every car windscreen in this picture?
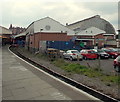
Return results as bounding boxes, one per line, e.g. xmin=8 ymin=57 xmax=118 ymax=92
xmin=71 ymin=51 xmax=79 ymax=53
xmin=98 ymin=50 xmax=105 ymax=53
xmin=103 ymin=49 xmax=111 ymax=52
xmin=88 ymin=51 xmax=95 ymax=53
xmin=110 ymin=49 xmax=118 ymax=52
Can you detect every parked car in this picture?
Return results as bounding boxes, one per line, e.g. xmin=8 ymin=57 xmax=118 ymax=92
xmin=113 ymin=56 xmax=120 ymax=72
xmin=63 ymin=50 xmax=83 ymax=61
xmin=102 ymin=48 xmax=120 ymax=59
xmin=95 ymin=50 xmax=109 ymax=59
xmin=80 ymin=49 xmax=98 ymax=60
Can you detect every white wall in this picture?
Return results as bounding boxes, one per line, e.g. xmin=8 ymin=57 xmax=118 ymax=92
xmin=26 ymin=23 xmax=34 ymax=35
xmin=0 ymin=26 xmax=12 ymax=34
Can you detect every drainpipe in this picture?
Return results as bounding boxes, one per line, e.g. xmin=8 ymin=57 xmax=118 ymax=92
xmin=92 ymin=36 xmax=95 ymax=48
xmin=39 ymin=29 xmax=43 ymax=52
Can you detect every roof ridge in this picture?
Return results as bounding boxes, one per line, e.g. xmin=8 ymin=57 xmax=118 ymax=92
xmin=0 ymin=26 xmax=11 ymax=31
xmin=67 ymin=15 xmax=100 ymax=26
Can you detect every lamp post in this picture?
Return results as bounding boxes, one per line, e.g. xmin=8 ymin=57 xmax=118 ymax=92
xmin=117 ymin=30 xmax=120 ymax=48
xmin=39 ymin=29 xmax=43 ymax=52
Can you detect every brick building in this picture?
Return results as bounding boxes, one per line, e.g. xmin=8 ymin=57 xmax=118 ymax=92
xmin=0 ymin=26 xmax=12 ymax=45
xmin=15 ymin=15 xmax=117 ymax=51
xmin=25 ymin=17 xmax=74 ymax=52
xmin=9 ymin=24 xmax=26 ymax=35
xmin=74 ymin=27 xmax=115 ymax=48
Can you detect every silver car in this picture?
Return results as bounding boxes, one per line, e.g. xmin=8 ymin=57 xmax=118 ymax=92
xmin=63 ymin=50 xmax=83 ymax=61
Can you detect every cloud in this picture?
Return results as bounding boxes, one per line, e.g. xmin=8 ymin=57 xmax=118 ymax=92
xmin=1 ymin=0 xmax=118 ymax=31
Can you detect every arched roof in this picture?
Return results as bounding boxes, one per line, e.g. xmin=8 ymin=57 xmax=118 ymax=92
xmin=66 ymin=15 xmax=115 ymax=34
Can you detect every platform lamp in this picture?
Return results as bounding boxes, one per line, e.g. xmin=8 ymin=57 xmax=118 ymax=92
xmin=39 ymin=28 xmax=43 ymax=52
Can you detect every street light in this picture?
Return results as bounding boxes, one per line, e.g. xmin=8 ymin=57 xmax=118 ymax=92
xmin=117 ymin=30 xmax=120 ymax=48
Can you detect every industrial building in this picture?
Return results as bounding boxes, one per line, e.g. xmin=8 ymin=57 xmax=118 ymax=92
xmin=66 ymin=15 xmax=115 ymax=34
xmin=0 ymin=26 xmax=12 ymax=45
xmin=66 ymin=15 xmax=116 ymax=48
xmin=25 ymin=17 xmax=75 ymax=52
xmin=14 ymin=15 xmax=117 ymax=51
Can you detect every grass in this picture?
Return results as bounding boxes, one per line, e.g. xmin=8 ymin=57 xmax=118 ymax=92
xmin=52 ymin=59 xmax=102 ymax=77
xmin=15 ymin=47 xmax=120 ymax=85
xmin=101 ymin=75 xmax=120 ymax=84
xmin=52 ymin=59 xmax=69 ymax=68
xmin=52 ymin=59 xmax=120 ymax=85
xmin=36 ymin=53 xmax=48 ymax=60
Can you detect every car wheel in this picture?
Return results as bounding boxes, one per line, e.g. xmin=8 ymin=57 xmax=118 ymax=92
xmin=79 ymin=59 xmax=83 ymax=61
xmin=70 ymin=57 xmax=73 ymax=61
xmin=111 ymin=55 xmax=114 ymax=59
xmin=97 ymin=56 xmax=99 ymax=59
xmin=115 ymin=66 xmax=120 ymax=72
xmin=84 ymin=56 xmax=87 ymax=60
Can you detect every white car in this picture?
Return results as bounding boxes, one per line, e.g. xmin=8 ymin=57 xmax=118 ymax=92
xmin=63 ymin=50 xmax=83 ymax=61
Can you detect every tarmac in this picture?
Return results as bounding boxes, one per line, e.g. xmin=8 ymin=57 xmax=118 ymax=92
xmin=2 ymin=46 xmax=98 ymax=101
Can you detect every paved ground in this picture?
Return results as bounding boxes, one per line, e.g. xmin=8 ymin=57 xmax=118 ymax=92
xmin=2 ymin=46 xmax=98 ymax=101
xmin=0 ymin=47 xmax=2 ymax=102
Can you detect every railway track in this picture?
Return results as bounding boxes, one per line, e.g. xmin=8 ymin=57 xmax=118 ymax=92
xmin=9 ymin=46 xmax=119 ymax=102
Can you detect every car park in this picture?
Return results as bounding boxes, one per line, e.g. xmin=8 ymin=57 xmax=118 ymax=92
xmin=80 ymin=49 xmax=98 ymax=60
xmin=113 ymin=55 xmax=120 ymax=72
xmin=63 ymin=50 xmax=83 ymax=61
xmin=102 ymin=48 xmax=120 ymax=59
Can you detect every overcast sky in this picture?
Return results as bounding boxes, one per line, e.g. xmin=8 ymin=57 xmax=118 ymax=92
xmin=0 ymin=0 xmax=119 ymax=31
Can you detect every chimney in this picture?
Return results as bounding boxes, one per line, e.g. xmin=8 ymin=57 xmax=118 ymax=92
xmin=9 ymin=24 xmax=12 ymax=29
xmin=66 ymin=23 xmax=68 ymax=26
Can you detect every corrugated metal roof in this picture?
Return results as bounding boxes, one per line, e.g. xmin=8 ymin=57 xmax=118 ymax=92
xmin=77 ymin=27 xmax=105 ymax=36
xmin=14 ymin=32 xmax=26 ymax=38
xmin=67 ymin=15 xmax=100 ymax=27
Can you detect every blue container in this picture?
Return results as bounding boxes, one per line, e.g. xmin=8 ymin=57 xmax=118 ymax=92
xmin=46 ymin=41 xmax=82 ymax=51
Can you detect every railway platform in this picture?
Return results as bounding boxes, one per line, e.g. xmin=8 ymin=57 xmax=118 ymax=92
xmin=2 ymin=46 xmax=98 ymax=101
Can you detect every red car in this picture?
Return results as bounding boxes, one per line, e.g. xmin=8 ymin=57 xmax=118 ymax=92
xmin=80 ymin=49 xmax=98 ymax=60
xmin=114 ymin=56 xmax=120 ymax=72
xmin=102 ymin=48 xmax=120 ymax=59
